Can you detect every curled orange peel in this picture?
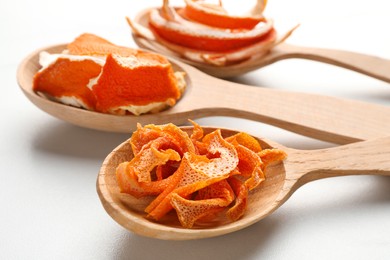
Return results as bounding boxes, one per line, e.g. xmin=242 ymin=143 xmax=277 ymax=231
xmin=258 ymin=148 xmax=287 ymax=167
xmin=128 ymin=0 xmax=298 ymax=66
xmin=148 ymin=7 xmax=274 ymax=52
xmin=171 ymin=180 xmax=234 ymax=228
xmin=67 ymin=33 xmax=139 ymax=57
xmin=116 ymin=121 xmax=286 ymax=227
xmin=234 ymin=144 xmax=265 ymax=191
xmin=181 ymin=0 xmax=266 ymax=30
xmin=131 ymin=144 xmax=180 ymax=183
xmin=226 ymin=176 xmax=248 ymax=221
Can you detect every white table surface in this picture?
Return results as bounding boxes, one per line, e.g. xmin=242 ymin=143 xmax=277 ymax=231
xmin=1 ymin=0 xmax=390 ymax=259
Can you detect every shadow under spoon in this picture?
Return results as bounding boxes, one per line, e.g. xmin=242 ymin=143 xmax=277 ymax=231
xmin=97 ymin=126 xmax=390 ymax=240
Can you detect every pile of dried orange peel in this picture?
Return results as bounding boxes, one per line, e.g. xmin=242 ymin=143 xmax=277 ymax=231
xmin=129 ymin=0 xmax=297 ymax=66
xmin=116 ymin=121 xmax=286 ymax=228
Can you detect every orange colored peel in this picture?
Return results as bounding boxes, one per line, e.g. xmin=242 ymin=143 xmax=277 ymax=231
xmin=116 ymin=121 xmax=287 ymax=228
xmin=181 ymin=0 xmax=266 ymax=30
xmin=33 ymin=33 xmax=185 ymax=115
xmin=67 ymin=33 xmax=139 ymax=57
xmin=92 ymin=53 xmax=182 ymax=114
xmin=128 ymin=0 xmax=297 ymax=66
xmin=171 ymin=180 xmax=234 ymax=228
xmin=33 ymin=57 xmax=102 ymax=110
xmin=149 ymin=6 xmax=274 ymax=52
xmin=226 ymin=176 xmax=248 ymax=221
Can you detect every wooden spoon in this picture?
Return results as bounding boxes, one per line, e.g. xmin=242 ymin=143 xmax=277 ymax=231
xmin=132 ymin=8 xmax=390 ymax=81
xmin=97 ymin=126 xmax=390 ymax=240
xmin=17 ymin=44 xmax=390 ymax=145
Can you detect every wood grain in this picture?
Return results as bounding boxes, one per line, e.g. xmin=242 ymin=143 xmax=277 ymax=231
xmin=17 ymin=44 xmax=390 ymax=144
xmin=96 ymin=126 xmax=390 ymax=240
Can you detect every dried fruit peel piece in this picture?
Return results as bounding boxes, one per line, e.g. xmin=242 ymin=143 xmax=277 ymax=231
xmin=90 ymin=53 xmax=183 ymax=114
xmin=172 ymin=194 xmax=227 ymax=228
xmin=190 ymin=129 xmax=239 ymax=179
xmin=234 ymin=144 xmax=265 ymax=191
xmin=226 ymin=176 xmax=248 ymax=221
xmin=67 ymin=33 xmax=139 ymax=57
xmin=130 ymin=123 xmax=166 ymax=155
xmin=171 ymin=180 xmax=234 ymax=228
xmin=131 ymin=146 xmax=180 ymax=183
xmin=117 ymin=124 xmax=192 ymax=198
xmin=182 ymin=0 xmax=266 ymax=30
xmin=144 ymin=123 xmax=196 ymax=154
xmin=258 ymin=148 xmax=287 ymax=168
xmin=116 ymin=161 xmax=176 ymax=198
xmin=226 ymin=132 xmax=263 ymax=153
xmin=33 ymin=55 xmax=102 ymax=110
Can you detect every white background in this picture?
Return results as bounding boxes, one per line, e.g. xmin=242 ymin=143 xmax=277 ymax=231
xmin=1 ymin=0 xmax=390 ymax=259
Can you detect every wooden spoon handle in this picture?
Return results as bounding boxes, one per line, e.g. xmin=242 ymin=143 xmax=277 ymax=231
xmin=193 ymin=75 xmax=390 ymax=144
xmin=275 ymin=43 xmax=390 ymax=83
xmin=288 ymin=136 xmax=390 ymax=184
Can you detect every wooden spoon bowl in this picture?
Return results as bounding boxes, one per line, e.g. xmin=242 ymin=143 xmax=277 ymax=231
xmin=17 ymin=45 xmax=390 ymax=144
xmin=97 ymin=126 xmax=390 ymax=240
xmin=132 ymin=8 xmax=390 ymax=82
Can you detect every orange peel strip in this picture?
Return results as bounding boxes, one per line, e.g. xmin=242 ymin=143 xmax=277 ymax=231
xmin=130 ymin=17 xmax=278 ymax=66
xmin=116 ymin=161 xmax=175 ymax=198
xmin=131 ymin=144 xmax=180 ymax=183
xmin=144 ymin=123 xmax=196 ymax=154
xmin=130 ymin=123 xmax=166 ymax=155
xmin=171 ymin=180 xmax=234 ymax=228
xmin=188 ymin=120 xmax=207 ymax=155
xmin=225 ymin=131 xmax=263 ymax=153
xmin=234 ymin=144 xmax=265 ymax=191
xmin=148 ymin=7 xmax=274 ymax=52
xmin=258 ymin=148 xmax=287 ymax=168
xmin=181 ymin=0 xmax=266 ymax=30
xmin=227 ymin=176 xmax=248 ymax=221
xmin=189 ymin=119 xmax=204 ymax=142
xmin=130 ymin=122 xmax=193 ymax=156
xmin=171 ymin=194 xmax=226 ymax=228
xmin=67 ymin=33 xmax=139 ymax=57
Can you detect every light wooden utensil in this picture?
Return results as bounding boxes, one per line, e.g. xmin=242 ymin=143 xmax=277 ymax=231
xmin=132 ymin=8 xmax=390 ymax=81
xmin=97 ymin=126 xmax=390 ymax=240
xmin=17 ymin=45 xmax=390 ymax=145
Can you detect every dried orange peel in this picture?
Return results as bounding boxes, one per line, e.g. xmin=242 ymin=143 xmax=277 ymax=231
xmin=33 ymin=33 xmax=186 ymax=115
xmin=116 ymin=121 xmax=287 ymax=228
xmin=180 ymin=0 xmax=267 ymax=30
xmin=128 ymin=0 xmax=298 ymax=66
